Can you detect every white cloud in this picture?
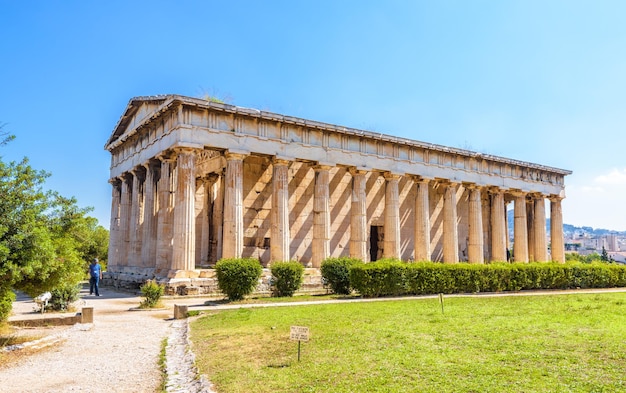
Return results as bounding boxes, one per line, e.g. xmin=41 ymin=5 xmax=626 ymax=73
xmin=594 ymin=168 xmax=626 ymax=186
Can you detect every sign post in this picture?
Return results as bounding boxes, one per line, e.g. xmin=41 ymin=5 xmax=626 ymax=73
xmin=290 ymin=326 xmax=310 ymax=362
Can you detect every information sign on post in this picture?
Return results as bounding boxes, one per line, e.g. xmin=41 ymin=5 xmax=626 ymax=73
xmin=290 ymin=326 xmax=310 ymax=362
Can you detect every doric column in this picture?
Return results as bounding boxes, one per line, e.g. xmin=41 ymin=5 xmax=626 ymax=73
xmin=141 ymin=161 xmax=159 ymax=268
xmin=156 ymin=154 xmax=176 ymax=275
xmin=467 ymin=185 xmax=484 ymax=263
xmin=414 ymin=178 xmax=431 ymax=261
xmin=512 ymin=191 xmax=529 ymax=262
xmin=383 ymin=173 xmax=401 ymax=259
xmin=533 ymin=195 xmax=548 ymax=262
xmin=443 ymin=182 xmax=459 ymax=263
xmin=526 ymin=198 xmax=535 ymax=262
xmin=129 ymin=167 xmax=145 ymax=268
xmin=490 ymin=188 xmax=507 ymax=261
xmin=107 ymin=178 xmax=122 ymax=271
xmin=223 ymin=152 xmax=246 ymax=259
xmin=211 ymin=173 xmax=224 ymax=263
xmin=550 ymin=195 xmax=565 ymax=263
xmin=171 ymin=148 xmax=198 ymax=272
xmin=312 ymin=165 xmax=331 ymax=267
xmin=349 ymin=169 xmax=368 ymax=261
xmin=271 ymin=158 xmax=290 ymax=263
xmin=119 ymin=174 xmax=132 ymax=267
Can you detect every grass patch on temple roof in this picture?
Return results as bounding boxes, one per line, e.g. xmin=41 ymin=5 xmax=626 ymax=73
xmin=190 ymin=292 xmax=626 ymax=393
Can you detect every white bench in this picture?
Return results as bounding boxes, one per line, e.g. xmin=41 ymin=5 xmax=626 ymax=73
xmin=34 ymin=292 xmax=52 ymax=314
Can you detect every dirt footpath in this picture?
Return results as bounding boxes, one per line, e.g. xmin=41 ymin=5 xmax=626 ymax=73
xmin=1 ymin=286 xmax=195 ymax=393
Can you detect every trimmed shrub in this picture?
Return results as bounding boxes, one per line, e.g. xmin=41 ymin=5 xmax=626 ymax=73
xmin=270 ymin=261 xmax=304 ymax=297
xmin=215 ymin=258 xmax=262 ymax=301
xmin=320 ymin=257 xmax=363 ymax=295
xmin=350 ymin=260 xmax=408 ymax=297
xmin=140 ymin=280 xmax=164 ymax=308
xmin=48 ymin=283 xmax=81 ymax=311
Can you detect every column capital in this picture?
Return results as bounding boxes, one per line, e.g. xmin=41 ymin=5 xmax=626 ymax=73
xmin=549 ymin=194 xmax=564 ymax=202
xmin=509 ymin=189 xmax=527 ymax=198
xmin=272 ymin=157 xmax=292 ymax=166
xmin=156 ymin=150 xmax=177 ymax=162
xmin=225 ymin=151 xmax=248 ymax=161
xmin=312 ymin=164 xmax=333 ymax=172
xmin=411 ymin=176 xmax=431 ymax=184
xmin=109 ymin=177 xmax=122 ymax=186
xmin=348 ymin=167 xmax=368 ymax=176
xmin=383 ymin=172 xmax=402 ymax=181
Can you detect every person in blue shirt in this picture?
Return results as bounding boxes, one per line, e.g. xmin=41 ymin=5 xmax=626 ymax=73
xmin=89 ymin=258 xmax=103 ymax=296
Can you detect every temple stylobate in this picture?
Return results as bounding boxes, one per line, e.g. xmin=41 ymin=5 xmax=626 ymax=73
xmin=104 ymin=94 xmax=571 ymax=290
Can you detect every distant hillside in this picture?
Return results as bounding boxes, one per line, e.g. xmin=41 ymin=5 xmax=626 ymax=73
xmin=505 ymin=210 xmax=626 ymax=236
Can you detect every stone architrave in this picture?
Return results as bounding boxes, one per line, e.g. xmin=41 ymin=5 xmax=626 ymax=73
xmin=271 ymin=159 xmax=291 ymax=263
xmin=443 ymin=182 xmax=459 ymax=263
xmin=171 ymin=148 xmax=198 ymax=273
xmin=349 ymin=169 xmax=368 ymax=262
xmin=383 ymin=173 xmax=401 ymax=259
xmin=313 ymin=165 xmax=331 ymax=267
xmin=533 ymin=195 xmax=548 ymax=262
xmin=550 ymin=195 xmax=565 ymax=263
xmin=223 ymin=152 xmax=246 ymax=259
xmin=107 ymin=179 xmax=121 ymax=270
xmin=467 ymin=185 xmax=484 ymax=264
xmin=156 ymin=154 xmax=176 ymax=275
xmin=490 ymin=188 xmax=507 ymax=262
xmin=414 ymin=178 xmax=431 ymax=261
xmin=141 ymin=161 xmax=159 ymax=268
xmin=512 ymin=191 xmax=529 ymax=262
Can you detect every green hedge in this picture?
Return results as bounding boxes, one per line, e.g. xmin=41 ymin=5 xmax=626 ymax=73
xmin=320 ymin=257 xmax=363 ymax=295
xmin=216 ymin=258 xmax=263 ymax=301
xmin=270 ymin=261 xmax=304 ymax=297
xmin=350 ymin=261 xmax=626 ymax=297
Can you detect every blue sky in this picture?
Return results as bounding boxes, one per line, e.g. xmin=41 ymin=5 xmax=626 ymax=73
xmin=1 ymin=1 xmax=625 ymax=231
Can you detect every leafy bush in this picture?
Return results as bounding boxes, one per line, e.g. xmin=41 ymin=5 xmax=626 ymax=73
xmin=215 ymin=258 xmax=262 ymax=301
xmin=140 ymin=280 xmax=164 ymax=308
xmin=47 ymin=283 xmax=81 ymax=311
xmin=320 ymin=257 xmax=362 ymax=295
xmin=271 ymin=261 xmax=304 ymax=297
xmin=350 ymin=261 xmax=626 ymax=297
xmin=0 ymin=285 xmax=15 ymax=322
xmin=350 ymin=260 xmax=408 ymax=297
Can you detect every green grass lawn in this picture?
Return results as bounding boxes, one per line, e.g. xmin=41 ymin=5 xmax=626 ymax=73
xmin=190 ymin=292 xmax=626 ymax=393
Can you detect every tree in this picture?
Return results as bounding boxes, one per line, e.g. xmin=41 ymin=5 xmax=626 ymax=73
xmin=600 ymin=247 xmax=609 ymax=263
xmin=0 ymin=125 xmax=108 ymax=321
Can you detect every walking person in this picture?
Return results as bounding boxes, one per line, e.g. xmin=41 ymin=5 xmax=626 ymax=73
xmin=89 ymin=258 xmax=103 ymax=296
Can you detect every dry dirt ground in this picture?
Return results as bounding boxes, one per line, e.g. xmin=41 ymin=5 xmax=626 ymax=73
xmin=0 ymin=285 xmax=210 ymax=393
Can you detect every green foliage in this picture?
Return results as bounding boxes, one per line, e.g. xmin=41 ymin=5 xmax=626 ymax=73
xmin=350 ymin=261 xmax=626 ymax=297
xmin=0 ymin=131 xmax=108 ymax=321
xmin=0 ymin=285 xmax=15 ymax=322
xmin=215 ymin=258 xmax=262 ymax=301
xmin=140 ymin=280 xmax=165 ymax=308
xmin=47 ymin=283 xmax=81 ymax=311
xmin=320 ymin=257 xmax=363 ymax=295
xmin=270 ymin=261 xmax=304 ymax=297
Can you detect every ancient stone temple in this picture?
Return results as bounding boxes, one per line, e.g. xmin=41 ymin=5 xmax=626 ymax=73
xmin=104 ymin=94 xmax=571 ymax=292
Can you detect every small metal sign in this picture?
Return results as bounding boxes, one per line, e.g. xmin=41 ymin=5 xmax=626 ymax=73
xmin=290 ymin=325 xmax=310 ymax=342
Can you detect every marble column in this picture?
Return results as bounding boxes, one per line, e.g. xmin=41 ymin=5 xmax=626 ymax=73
xmin=533 ymin=195 xmax=548 ymax=262
xmin=156 ymin=154 xmax=176 ymax=275
xmin=414 ymin=178 xmax=431 ymax=261
xmin=107 ymin=179 xmax=121 ymax=271
xmin=129 ymin=167 xmax=145 ymax=267
xmin=490 ymin=189 xmax=507 ymax=262
xmin=550 ymin=196 xmax=565 ymax=263
xmin=349 ymin=169 xmax=368 ymax=261
xmin=443 ymin=182 xmax=459 ymax=263
xmin=223 ymin=153 xmax=246 ymax=259
xmin=119 ymin=174 xmax=132 ymax=267
xmin=271 ymin=159 xmax=290 ymax=263
xmin=313 ymin=165 xmax=331 ymax=268
xmin=513 ymin=192 xmax=529 ymax=262
xmin=171 ymin=148 xmax=197 ymax=272
xmin=526 ymin=199 xmax=535 ymax=262
xmin=211 ymin=173 xmax=224 ymax=263
xmin=467 ymin=185 xmax=484 ymax=263
xmin=383 ymin=173 xmax=401 ymax=259
xmin=141 ymin=161 xmax=159 ymax=268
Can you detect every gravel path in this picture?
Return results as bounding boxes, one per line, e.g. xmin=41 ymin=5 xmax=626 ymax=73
xmin=1 ymin=287 xmax=213 ymax=393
